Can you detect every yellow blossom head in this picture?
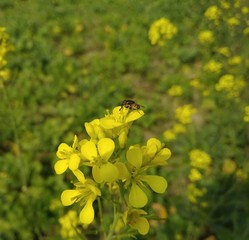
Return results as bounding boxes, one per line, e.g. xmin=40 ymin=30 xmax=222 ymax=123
xmin=198 ymin=30 xmax=214 ymax=44
xmin=204 ymin=5 xmax=221 ymax=21
xmin=175 ymin=104 xmax=197 ymax=124
xmin=148 ymin=17 xmax=178 ymax=46
xmin=189 ymin=149 xmax=212 ymax=170
xmin=203 ymin=60 xmax=222 ymax=73
xmin=123 ymin=208 xmax=150 ymax=235
xmin=61 ymin=170 xmax=101 ymax=225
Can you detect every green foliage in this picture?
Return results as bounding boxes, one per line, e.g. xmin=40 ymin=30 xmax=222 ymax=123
xmin=0 ymin=0 xmax=249 ymax=239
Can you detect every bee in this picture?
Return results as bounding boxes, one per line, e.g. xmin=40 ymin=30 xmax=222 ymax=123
xmin=119 ymin=99 xmax=143 ymax=111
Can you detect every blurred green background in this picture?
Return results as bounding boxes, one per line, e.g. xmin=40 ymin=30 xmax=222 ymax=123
xmin=0 ymin=0 xmax=249 ymax=239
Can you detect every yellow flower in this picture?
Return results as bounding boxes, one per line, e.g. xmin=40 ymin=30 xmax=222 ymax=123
xmin=222 ymin=159 xmax=237 ymax=174
xmin=148 ymin=18 xmax=178 ymax=46
xmin=187 ymin=183 xmax=207 ymax=204
xmin=81 ymin=138 xmax=119 ymax=183
xmin=235 ymin=169 xmax=248 ymax=182
xmin=215 ymin=74 xmax=246 ymax=99
xmin=61 ymin=170 xmax=101 ymax=225
xmin=217 ymin=47 xmax=230 ymax=57
xmin=189 ymin=149 xmax=212 ymax=170
xmin=85 ymin=106 xmax=144 ymax=148
xmin=167 ymin=85 xmax=183 ymax=96
xmin=226 ymin=17 xmax=240 ymax=27
xmin=175 ymin=104 xmax=197 ymax=124
xmin=221 ymin=0 xmax=230 ymax=9
xmin=228 ymin=56 xmax=241 ymax=65
xmin=198 ymin=30 xmax=214 ymax=44
xmin=163 ymin=129 xmax=177 ymax=142
xmin=122 ymin=139 xmax=171 ymax=208
xmin=173 ymin=123 xmax=186 ymax=134
xmin=123 ymin=208 xmax=150 ymax=235
xmin=204 ymin=5 xmax=221 ymax=21
xmin=244 ymin=106 xmax=249 ymax=122
xmin=188 ymin=168 xmax=203 ymax=182
xmin=203 ymin=60 xmax=222 ymax=73
xmin=242 ymin=7 xmax=249 ymax=14
xmin=59 ymin=210 xmax=83 ymax=239
xmin=190 ymin=79 xmax=202 ymax=89
xmin=54 ymin=135 xmax=82 ymax=174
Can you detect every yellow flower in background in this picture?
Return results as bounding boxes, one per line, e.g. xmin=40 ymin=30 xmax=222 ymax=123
xmin=203 ymin=60 xmax=222 ymax=73
xmin=215 ymin=74 xmax=246 ymax=99
xmin=222 ymin=159 xmax=237 ymax=174
xmin=189 ymin=149 xmax=212 ymax=170
xmin=221 ymin=0 xmax=230 ymax=9
xmin=236 ymin=169 xmax=248 ymax=182
xmin=123 ymin=208 xmax=150 ymax=235
xmin=190 ymin=79 xmax=202 ymax=89
xmin=226 ymin=17 xmax=240 ymax=27
xmin=217 ymin=47 xmax=230 ymax=57
xmin=228 ymin=55 xmax=242 ymax=65
xmin=168 ymin=85 xmax=183 ymax=96
xmin=198 ymin=30 xmax=214 ymax=44
xmin=242 ymin=7 xmax=249 ymax=14
xmin=204 ymin=5 xmax=221 ymax=21
xmin=188 ymin=168 xmax=203 ymax=182
xmin=61 ymin=170 xmax=101 ymax=225
xmin=244 ymin=106 xmax=249 ymax=122
xmin=148 ymin=17 xmax=178 ymax=46
xmin=163 ymin=129 xmax=177 ymax=142
xmin=175 ymin=104 xmax=197 ymax=124
xmin=173 ymin=123 xmax=186 ymax=134
xmin=59 ymin=210 xmax=84 ymax=239
xmin=187 ymin=183 xmax=207 ymax=204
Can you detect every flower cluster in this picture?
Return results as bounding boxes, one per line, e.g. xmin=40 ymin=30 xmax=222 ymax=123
xmin=187 ymin=149 xmax=212 ymax=205
xmin=215 ymin=74 xmax=246 ymax=100
xmin=55 ymin=104 xmax=171 ymax=237
xmin=203 ymin=60 xmax=223 ymax=73
xmin=198 ymin=30 xmax=214 ymax=45
xmin=175 ymin=104 xmax=197 ymax=124
xmin=148 ymin=17 xmax=178 ymax=46
xmin=0 ymin=27 xmax=13 ymax=85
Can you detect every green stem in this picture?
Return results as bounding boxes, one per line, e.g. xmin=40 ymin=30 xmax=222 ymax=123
xmin=106 ymin=203 xmax=120 ymax=240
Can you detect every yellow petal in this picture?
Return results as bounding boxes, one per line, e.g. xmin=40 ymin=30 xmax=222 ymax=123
xmin=68 ymin=154 xmax=80 ymax=171
xmin=97 ymin=138 xmax=115 ymax=161
xmin=132 ymin=217 xmax=150 ymax=235
xmin=92 ymin=163 xmax=119 ymax=183
xmin=80 ymin=199 xmax=95 ymax=224
xmin=129 ymin=182 xmax=148 ymax=208
xmin=73 ymin=169 xmax=85 ymax=183
xmin=100 ymin=118 xmax=122 ymax=129
xmin=126 ymin=110 xmax=144 ymax=122
xmin=141 ymin=175 xmax=167 ymax=193
xmin=115 ymin=162 xmax=129 ymax=180
xmin=61 ymin=189 xmax=80 ymax=206
xmin=126 ymin=147 xmax=142 ymax=168
xmin=72 ymin=135 xmax=79 ymax=149
xmin=56 ymin=143 xmax=72 ymax=158
xmin=54 ymin=160 xmax=68 ymax=174
xmin=147 ymin=138 xmax=162 ymax=150
xmin=153 ymin=148 xmax=171 ymax=165
xmin=81 ymin=141 xmax=97 ymax=161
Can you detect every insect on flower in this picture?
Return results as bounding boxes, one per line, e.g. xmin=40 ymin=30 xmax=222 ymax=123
xmin=119 ymin=99 xmax=143 ymax=111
